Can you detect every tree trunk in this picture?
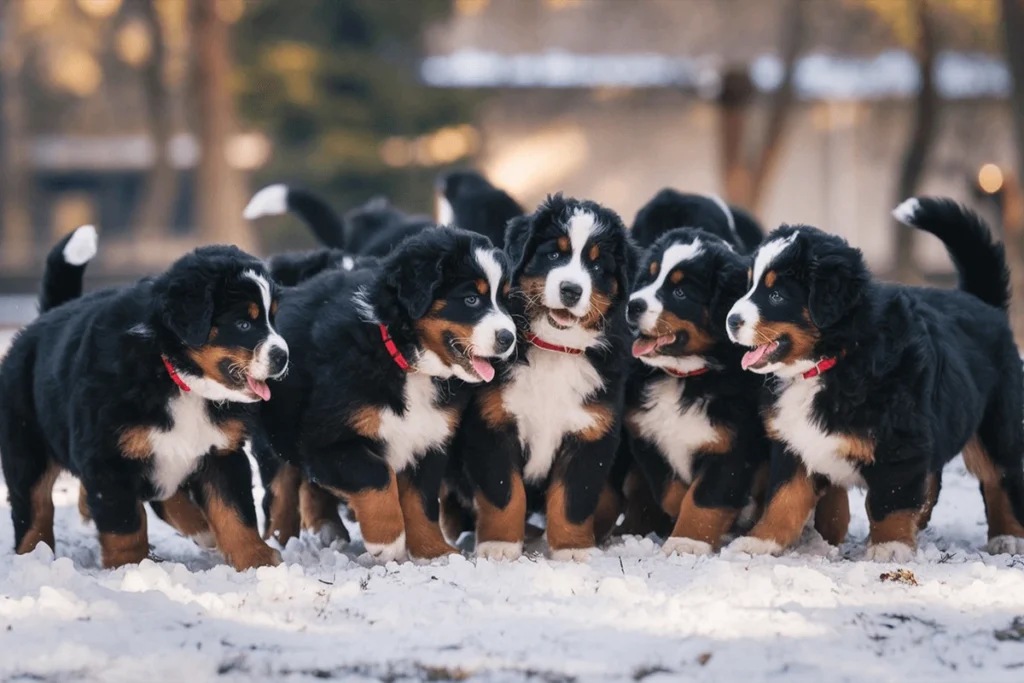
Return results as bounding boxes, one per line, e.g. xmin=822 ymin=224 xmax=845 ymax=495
xmin=190 ymin=0 xmax=252 ymax=250
xmin=131 ymin=0 xmax=179 ymax=240
xmin=0 ymin=0 xmax=33 ymax=267
xmin=892 ymin=0 xmax=938 ymax=284
xmin=999 ymin=0 xmax=1024 ymax=340
xmin=718 ymin=68 xmax=755 ymax=206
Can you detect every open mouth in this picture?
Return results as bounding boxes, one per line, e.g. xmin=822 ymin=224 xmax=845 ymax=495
xmin=631 ymin=334 xmax=675 ymax=358
xmin=246 ymin=375 xmax=272 ymax=401
xmin=740 ymin=337 xmax=788 ymax=370
xmin=547 ymin=309 xmax=579 ymax=330
xmin=447 ymin=336 xmax=497 ymax=382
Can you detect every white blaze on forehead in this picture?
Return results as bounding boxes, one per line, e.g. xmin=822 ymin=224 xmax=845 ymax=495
xmin=473 ymin=247 xmax=516 ymax=360
xmin=751 ymin=231 xmax=799 ymax=290
xmin=474 ymin=247 xmax=503 ymax=311
xmin=728 ymin=230 xmax=799 ymax=346
xmin=544 ymin=208 xmax=600 ymax=318
xmin=243 ymin=269 xmax=289 ymax=379
xmin=629 ymin=239 xmax=704 ymax=333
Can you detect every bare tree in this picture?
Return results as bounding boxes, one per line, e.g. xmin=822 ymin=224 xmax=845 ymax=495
xmin=0 ymin=0 xmax=33 ymax=266
xmin=999 ymin=0 xmax=1024 ymax=339
xmin=719 ymin=0 xmax=807 ymax=213
xmin=892 ymin=0 xmax=939 ymax=283
xmin=190 ymin=0 xmax=252 ymax=250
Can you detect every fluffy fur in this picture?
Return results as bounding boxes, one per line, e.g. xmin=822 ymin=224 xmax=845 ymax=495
xmin=631 ymin=188 xmax=764 ymax=253
xmin=726 ymin=198 xmax=1024 ymax=559
xmin=435 ymin=170 xmax=524 ymax=249
xmin=0 ymin=236 xmax=288 ymax=570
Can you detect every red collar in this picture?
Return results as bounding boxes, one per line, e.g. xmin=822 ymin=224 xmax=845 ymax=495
xmin=379 ymin=324 xmax=412 ymax=372
xmin=802 ymin=357 xmax=837 ymax=379
xmin=161 ymin=355 xmax=191 ymax=392
xmin=524 ymin=332 xmax=584 ymax=356
xmin=663 ymin=366 xmax=710 ymax=379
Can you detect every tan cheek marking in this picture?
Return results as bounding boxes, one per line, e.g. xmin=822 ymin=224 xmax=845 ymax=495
xmin=656 ymin=312 xmax=715 ymax=354
xmin=670 ymin=270 xmax=683 ymax=284
xmin=558 ymin=236 xmax=570 ymax=252
xmin=765 ymin=270 xmax=777 ymax=288
xmin=754 ymin=315 xmax=819 ymax=360
xmin=249 ymin=302 xmax=259 ymax=320
xmin=187 ymin=347 xmax=255 ymax=385
xmin=416 ymin=316 xmax=474 ymax=367
xmin=476 ymin=279 xmax=489 ymax=295
xmin=650 ymin=261 xmax=659 ymax=276
xmin=588 ymin=243 xmax=600 ymax=261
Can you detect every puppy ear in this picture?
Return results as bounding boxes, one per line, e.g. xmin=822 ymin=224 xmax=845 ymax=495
xmin=710 ymin=249 xmax=749 ymax=330
xmin=808 ymin=248 xmax=868 ymax=330
xmin=503 ymin=214 xmax=533 ymax=273
xmin=158 ymin=273 xmax=215 ymax=347
xmin=616 ymin=235 xmax=640 ymax=300
xmin=386 ymin=238 xmax=446 ymax=319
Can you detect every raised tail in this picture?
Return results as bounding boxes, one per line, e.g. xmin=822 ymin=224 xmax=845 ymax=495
xmin=893 ymin=197 xmax=1010 ymax=311
xmin=39 ymin=224 xmax=98 ymax=312
xmin=244 ymin=184 xmax=346 ymax=249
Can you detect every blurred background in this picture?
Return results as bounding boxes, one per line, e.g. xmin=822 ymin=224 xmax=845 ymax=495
xmin=3 ymin=0 xmax=1024 ymax=333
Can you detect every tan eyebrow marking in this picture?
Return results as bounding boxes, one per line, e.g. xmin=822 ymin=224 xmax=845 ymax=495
xmin=557 ymin=236 xmax=570 ymax=252
xmin=765 ymin=270 xmax=777 ymax=288
xmin=650 ymin=261 xmax=659 ymax=276
xmin=670 ymin=270 xmax=684 ymax=284
xmin=476 ymin=279 xmax=489 ymax=295
xmin=588 ymin=244 xmax=600 ymax=261
xmin=248 ymin=302 xmax=259 ymax=320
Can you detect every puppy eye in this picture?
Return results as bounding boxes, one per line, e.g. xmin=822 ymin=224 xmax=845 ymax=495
xmin=236 ymin=320 xmax=252 ymax=332
xmin=769 ymin=291 xmax=784 ymax=306
xmin=673 ymin=287 xmax=686 ymax=300
xmin=464 ymin=295 xmax=481 ymax=308
xmin=547 ymin=252 xmax=560 ymax=261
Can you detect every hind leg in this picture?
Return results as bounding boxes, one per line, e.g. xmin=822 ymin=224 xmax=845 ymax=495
xmin=964 ymin=433 xmax=1024 ymax=554
xmin=9 ymin=460 xmax=61 ymax=555
xmin=300 ymin=480 xmax=349 ymax=546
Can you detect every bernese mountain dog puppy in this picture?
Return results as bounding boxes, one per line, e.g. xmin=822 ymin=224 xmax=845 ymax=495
xmin=631 ymin=188 xmax=764 ymax=252
xmin=725 ymin=198 xmax=1024 ymax=561
xmin=624 ymin=228 xmax=773 ymax=555
xmin=444 ymin=194 xmax=634 ymax=561
xmin=265 ymin=248 xmax=379 ymax=288
xmin=435 ymin=170 xmax=524 ymax=249
xmin=0 ymin=226 xmax=288 ymax=569
xmin=255 ymin=227 xmax=516 ymax=562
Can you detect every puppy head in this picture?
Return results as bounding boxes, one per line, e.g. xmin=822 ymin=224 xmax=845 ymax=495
xmin=507 ymin=194 xmax=634 ymax=349
xmin=627 ymin=229 xmax=747 ymax=375
xmin=368 ymin=227 xmax=516 ymax=383
xmin=726 ymin=226 xmax=869 ymax=377
xmin=153 ymin=246 xmax=289 ymax=403
xmin=436 ymin=170 xmax=494 ymax=226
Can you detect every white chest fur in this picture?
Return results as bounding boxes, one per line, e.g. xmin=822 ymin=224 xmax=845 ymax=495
xmin=770 ymin=376 xmax=864 ymax=487
xmin=502 ymin=346 xmax=605 ymax=483
xmin=378 ymin=373 xmax=454 ymax=473
xmin=148 ymin=392 xmax=230 ymax=499
xmin=630 ymin=376 xmax=719 ymax=483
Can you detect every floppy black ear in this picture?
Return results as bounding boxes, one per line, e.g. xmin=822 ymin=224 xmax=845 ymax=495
xmin=157 ymin=272 xmax=215 ymax=347
xmin=386 ymin=239 xmax=446 ymax=319
xmin=616 ymin=235 xmax=640 ymax=299
xmin=710 ymin=250 xmax=750 ymax=330
xmin=503 ymin=214 xmax=533 ymax=273
xmin=808 ymin=248 xmax=868 ymax=330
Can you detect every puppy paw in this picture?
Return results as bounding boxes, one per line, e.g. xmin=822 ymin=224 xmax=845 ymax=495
xmin=310 ymin=521 xmax=350 ymax=548
xmin=865 ymin=541 xmax=915 ymax=563
xmin=364 ymin=533 xmax=408 ymax=564
xmin=662 ymin=537 xmax=713 ymax=557
xmin=230 ymin=544 xmax=282 ymax=571
xmin=726 ymin=536 xmax=782 ymax=556
xmin=475 ymin=541 xmax=523 ymax=562
xmin=988 ymin=535 xmax=1024 ymax=556
xmin=550 ymin=547 xmax=593 ymax=562
xmin=191 ymin=531 xmax=217 ymax=550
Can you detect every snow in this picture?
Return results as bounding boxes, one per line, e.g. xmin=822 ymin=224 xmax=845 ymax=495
xmin=3 ymin=325 xmax=1024 ymax=682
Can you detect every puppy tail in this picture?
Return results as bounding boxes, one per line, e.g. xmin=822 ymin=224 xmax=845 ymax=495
xmin=244 ymin=184 xmax=347 ymax=249
xmin=893 ymin=197 xmax=1011 ymax=311
xmin=40 ymin=224 xmax=98 ymax=312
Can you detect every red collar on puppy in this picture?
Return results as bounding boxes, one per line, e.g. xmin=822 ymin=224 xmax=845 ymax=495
xmin=524 ymin=332 xmax=584 ymax=356
xmin=379 ymin=324 xmax=412 ymax=372
xmin=802 ymin=357 xmax=837 ymax=379
xmin=663 ymin=366 xmax=710 ymax=379
xmin=161 ymin=355 xmax=191 ymax=392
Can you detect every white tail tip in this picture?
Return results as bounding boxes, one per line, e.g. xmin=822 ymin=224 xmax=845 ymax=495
xmin=244 ymin=184 xmax=289 ymax=220
xmin=892 ymin=198 xmax=921 ymax=225
xmin=63 ymin=225 xmax=98 ymax=266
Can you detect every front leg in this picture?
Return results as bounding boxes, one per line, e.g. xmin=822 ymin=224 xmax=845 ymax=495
xmin=397 ymin=449 xmax=457 ymax=561
xmin=863 ymin=467 xmax=927 ymax=563
xmin=727 ymin=443 xmax=817 ymax=556
xmin=194 ymin=448 xmax=280 ymax=571
xmin=82 ymin=467 xmax=149 ymax=568
xmin=149 ymin=487 xmax=214 ymax=549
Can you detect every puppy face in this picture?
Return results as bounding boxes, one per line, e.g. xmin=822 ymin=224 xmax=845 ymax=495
xmin=372 ymin=228 xmax=517 ymax=383
xmin=628 ymin=229 xmax=746 ymax=375
xmin=156 ymin=246 xmax=289 ymax=403
xmin=508 ymin=194 xmax=632 ymax=349
xmin=726 ymin=227 xmax=866 ymax=377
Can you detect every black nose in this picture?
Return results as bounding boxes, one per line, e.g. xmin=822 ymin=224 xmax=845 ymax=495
xmin=626 ymin=299 xmax=647 ymax=325
xmin=727 ymin=314 xmax=743 ymax=333
xmin=494 ymin=329 xmax=515 ymax=354
xmin=559 ymin=282 xmax=583 ymax=307
xmin=268 ymin=346 xmax=289 ymax=375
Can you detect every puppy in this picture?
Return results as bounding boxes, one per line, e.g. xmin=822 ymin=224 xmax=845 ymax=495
xmin=726 ymin=198 xmax=1024 ymax=560
xmin=631 ymin=188 xmax=764 ymax=252
xmin=0 ymin=226 xmax=288 ymax=569
xmin=266 ymin=248 xmax=379 ymax=287
xmin=435 ymin=170 xmax=524 ymax=249
xmin=445 ymin=194 xmax=634 ymax=561
xmin=624 ymin=228 xmax=772 ymax=554
xmin=256 ymin=227 xmax=516 ymax=562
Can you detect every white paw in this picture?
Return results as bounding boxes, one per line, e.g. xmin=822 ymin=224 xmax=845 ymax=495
xmin=311 ymin=522 xmax=348 ymax=548
xmin=726 ymin=536 xmax=782 ymax=556
xmin=364 ymin=533 xmax=407 ymax=563
xmin=988 ymin=535 xmax=1024 ymax=555
xmin=550 ymin=547 xmax=593 ymax=562
xmin=865 ymin=541 xmax=916 ymax=563
xmin=475 ymin=540 xmax=523 ymax=561
xmin=191 ymin=531 xmax=217 ymax=550
xmin=662 ymin=537 xmax=713 ymax=557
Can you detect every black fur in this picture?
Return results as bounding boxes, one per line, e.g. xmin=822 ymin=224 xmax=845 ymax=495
xmin=267 ymin=248 xmax=379 ymax=287
xmin=436 ymin=170 xmax=524 ymax=249
xmin=631 ymin=188 xmax=763 ymax=253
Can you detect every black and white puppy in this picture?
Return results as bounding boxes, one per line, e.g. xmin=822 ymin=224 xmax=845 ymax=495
xmin=445 ymin=194 xmax=635 ymax=561
xmin=631 ymin=188 xmax=764 ymax=252
xmin=435 ymin=170 xmax=524 ymax=249
xmin=0 ymin=226 xmax=288 ymax=569
xmin=725 ymin=198 xmax=1024 ymax=560
xmin=256 ymin=227 xmax=516 ymax=562
xmin=624 ymin=228 xmax=772 ymax=555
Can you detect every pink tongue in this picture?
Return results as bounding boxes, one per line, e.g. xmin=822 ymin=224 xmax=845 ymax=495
xmin=632 ymin=338 xmax=658 ymax=358
xmin=471 ymin=357 xmax=496 ymax=382
xmin=741 ymin=344 xmax=771 ymax=370
xmin=247 ymin=375 xmax=271 ymax=401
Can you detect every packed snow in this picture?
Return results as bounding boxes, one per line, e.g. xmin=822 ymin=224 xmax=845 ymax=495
xmin=2 ymin=326 xmax=1024 ymax=682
